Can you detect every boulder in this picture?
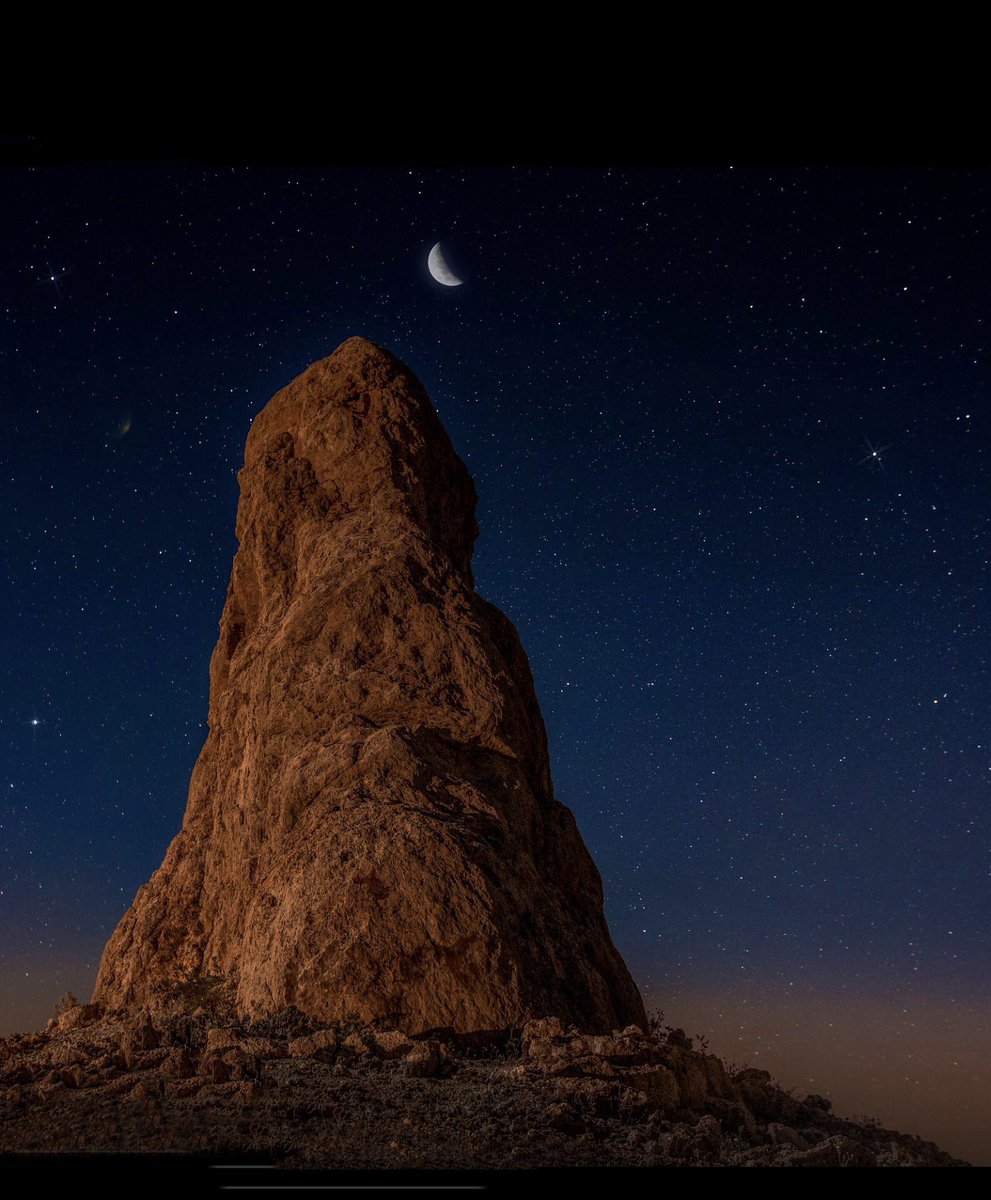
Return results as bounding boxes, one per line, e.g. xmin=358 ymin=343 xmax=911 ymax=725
xmin=403 ymin=1040 xmax=453 ymax=1078
xmin=288 ymin=1030 xmax=339 ymax=1060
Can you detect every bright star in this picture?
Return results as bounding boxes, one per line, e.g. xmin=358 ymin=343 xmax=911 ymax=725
xmin=859 ymin=437 xmax=891 ymax=469
xmin=29 ymin=718 xmax=40 ymax=726
xmin=39 ymin=262 xmax=72 ymax=297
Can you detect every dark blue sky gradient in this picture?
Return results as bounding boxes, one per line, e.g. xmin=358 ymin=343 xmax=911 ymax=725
xmin=0 ymin=160 xmax=987 ymax=1161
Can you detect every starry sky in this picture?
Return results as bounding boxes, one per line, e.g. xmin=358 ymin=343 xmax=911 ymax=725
xmin=1 ymin=151 xmax=987 ymax=1164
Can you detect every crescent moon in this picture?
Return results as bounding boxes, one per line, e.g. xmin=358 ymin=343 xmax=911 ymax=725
xmin=428 ymin=243 xmax=463 ymax=287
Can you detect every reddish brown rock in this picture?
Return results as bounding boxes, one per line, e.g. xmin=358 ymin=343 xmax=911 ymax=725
xmin=53 ymin=1003 xmax=102 ymax=1032
xmin=203 ymin=1028 xmax=241 ymax=1055
xmin=198 ymin=1052 xmax=231 ymax=1084
xmin=288 ymin=1029 xmax=339 ymax=1060
xmin=220 ymin=1049 xmax=261 ymax=1081
xmin=92 ymin=336 xmax=646 ymax=1035
xmin=341 ymin=1031 xmax=371 ymax=1055
xmin=403 ymin=1040 xmax=453 ymax=1078
xmin=368 ymin=1029 xmax=415 ymax=1059
xmin=161 ymin=1048 xmax=196 ymax=1079
xmin=170 ymin=1077 xmax=206 ymax=1098
xmin=103 ymin=1075 xmax=139 ymax=1097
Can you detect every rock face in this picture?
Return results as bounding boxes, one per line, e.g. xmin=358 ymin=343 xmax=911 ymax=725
xmin=93 ymin=336 xmax=646 ymax=1034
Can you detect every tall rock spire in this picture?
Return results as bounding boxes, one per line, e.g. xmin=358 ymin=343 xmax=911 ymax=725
xmin=93 ymin=337 xmax=646 ymax=1033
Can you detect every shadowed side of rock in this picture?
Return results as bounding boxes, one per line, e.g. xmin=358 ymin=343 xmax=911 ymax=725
xmin=92 ymin=336 xmax=646 ymax=1034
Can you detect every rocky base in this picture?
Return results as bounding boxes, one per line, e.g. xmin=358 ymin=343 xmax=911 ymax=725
xmin=0 ymin=988 xmax=967 ymax=1169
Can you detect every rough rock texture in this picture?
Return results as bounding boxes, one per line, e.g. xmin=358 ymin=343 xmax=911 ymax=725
xmin=0 ymin=997 xmax=967 ymax=1168
xmin=92 ymin=336 xmax=646 ymax=1034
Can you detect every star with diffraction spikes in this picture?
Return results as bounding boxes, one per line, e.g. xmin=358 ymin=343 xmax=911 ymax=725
xmin=859 ymin=437 xmax=892 ymax=470
xmin=37 ymin=261 xmax=71 ymax=300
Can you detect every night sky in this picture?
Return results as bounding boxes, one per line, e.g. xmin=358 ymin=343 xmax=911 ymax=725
xmin=1 ymin=155 xmax=987 ymax=1163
